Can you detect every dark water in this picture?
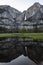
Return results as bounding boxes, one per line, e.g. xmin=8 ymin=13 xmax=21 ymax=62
xmin=0 ymin=55 xmax=36 ymax=65
xmin=0 ymin=37 xmax=43 ymax=65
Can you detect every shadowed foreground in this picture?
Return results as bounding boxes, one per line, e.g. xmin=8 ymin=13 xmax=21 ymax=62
xmin=0 ymin=37 xmax=43 ymax=65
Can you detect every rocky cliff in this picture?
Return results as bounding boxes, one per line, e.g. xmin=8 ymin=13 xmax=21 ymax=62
xmin=17 ymin=2 xmax=43 ymax=21
xmin=0 ymin=5 xmax=21 ymax=32
xmin=0 ymin=2 xmax=43 ymax=32
xmin=16 ymin=2 xmax=43 ymax=32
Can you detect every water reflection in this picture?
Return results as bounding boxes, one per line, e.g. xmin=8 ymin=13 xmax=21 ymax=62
xmin=0 ymin=55 xmax=36 ymax=65
xmin=0 ymin=37 xmax=43 ymax=65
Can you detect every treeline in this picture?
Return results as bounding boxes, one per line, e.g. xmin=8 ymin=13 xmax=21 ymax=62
xmin=0 ymin=27 xmax=16 ymax=33
xmin=0 ymin=26 xmax=43 ymax=33
xmin=17 ymin=28 xmax=43 ymax=33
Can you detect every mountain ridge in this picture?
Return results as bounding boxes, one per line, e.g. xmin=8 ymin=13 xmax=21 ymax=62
xmin=0 ymin=2 xmax=43 ymax=32
xmin=16 ymin=2 xmax=43 ymax=21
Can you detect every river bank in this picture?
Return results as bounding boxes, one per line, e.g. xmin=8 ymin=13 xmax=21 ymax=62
xmin=0 ymin=33 xmax=43 ymax=40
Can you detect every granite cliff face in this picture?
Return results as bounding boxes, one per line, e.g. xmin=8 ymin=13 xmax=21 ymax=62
xmin=16 ymin=2 xmax=43 ymax=32
xmin=17 ymin=2 xmax=43 ymax=21
xmin=0 ymin=5 xmax=21 ymax=30
xmin=0 ymin=2 xmax=43 ymax=32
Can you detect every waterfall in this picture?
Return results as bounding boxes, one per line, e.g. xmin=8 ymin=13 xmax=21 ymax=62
xmin=24 ymin=14 xmax=26 ymax=20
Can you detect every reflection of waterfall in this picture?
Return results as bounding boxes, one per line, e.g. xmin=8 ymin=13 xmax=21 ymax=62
xmin=25 ymin=46 xmax=28 ymax=55
xmin=0 ymin=37 xmax=43 ymax=64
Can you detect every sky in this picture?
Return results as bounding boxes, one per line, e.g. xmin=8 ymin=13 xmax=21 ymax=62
xmin=0 ymin=0 xmax=43 ymax=12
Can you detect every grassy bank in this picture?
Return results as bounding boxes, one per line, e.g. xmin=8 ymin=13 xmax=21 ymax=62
xmin=0 ymin=33 xmax=43 ymax=40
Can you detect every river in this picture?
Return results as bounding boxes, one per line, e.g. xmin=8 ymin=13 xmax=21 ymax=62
xmin=0 ymin=55 xmax=36 ymax=65
xmin=0 ymin=37 xmax=43 ymax=65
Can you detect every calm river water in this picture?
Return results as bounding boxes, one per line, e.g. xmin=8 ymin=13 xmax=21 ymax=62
xmin=0 ymin=37 xmax=43 ymax=65
xmin=0 ymin=55 xmax=36 ymax=65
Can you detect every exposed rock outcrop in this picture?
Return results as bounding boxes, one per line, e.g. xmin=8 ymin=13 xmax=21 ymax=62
xmin=0 ymin=5 xmax=21 ymax=31
xmin=17 ymin=2 xmax=43 ymax=21
xmin=0 ymin=2 xmax=43 ymax=32
xmin=16 ymin=2 xmax=43 ymax=32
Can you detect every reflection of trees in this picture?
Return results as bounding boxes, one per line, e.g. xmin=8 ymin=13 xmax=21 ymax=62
xmin=0 ymin=37 xmax=43 ymax=64
xmin=0 ymin=38 xmax=23 ymax=62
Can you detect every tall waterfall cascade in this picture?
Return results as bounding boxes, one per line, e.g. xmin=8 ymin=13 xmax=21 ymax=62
xmin=24 ymin=15 xmax=26 ymax=20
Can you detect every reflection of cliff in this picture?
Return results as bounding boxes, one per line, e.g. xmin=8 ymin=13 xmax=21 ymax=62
xmin=0 ymin=37 xmax=43 ymax=64
xmin=0 ymin=38 xmax=23 ymax=62
xmin=27 ymin=44 xmax=43 ymax=64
